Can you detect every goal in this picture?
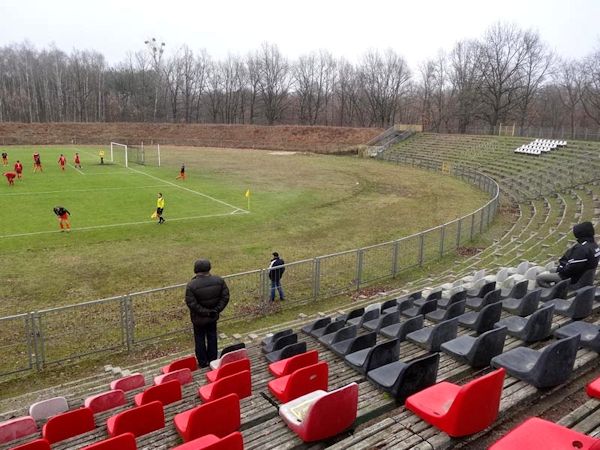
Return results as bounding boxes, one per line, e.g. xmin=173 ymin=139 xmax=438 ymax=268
xmin=110 ymin=142 xmax=161 ymax=167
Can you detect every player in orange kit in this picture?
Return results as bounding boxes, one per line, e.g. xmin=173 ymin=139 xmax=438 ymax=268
xmin=176 ymin=163 xmax=186 ymax=180
xmin=14 ymin=160 xmax=23 ymax=179
xmin=1 ymin=152 xmax=7 ymax=166
xmin=58 ymin=154 xmax=66 ymax=171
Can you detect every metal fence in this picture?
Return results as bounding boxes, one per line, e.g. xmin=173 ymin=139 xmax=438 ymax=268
xmin=0 ymin=163 xmax=499 ymax=378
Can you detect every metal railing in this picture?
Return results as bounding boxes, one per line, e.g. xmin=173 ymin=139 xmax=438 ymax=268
xmin=0 ymin=161 xmax=499 ymax=378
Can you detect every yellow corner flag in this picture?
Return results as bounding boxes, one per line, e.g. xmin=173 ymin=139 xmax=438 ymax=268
xmin=245 ymin=189 xmax=250 ymax=211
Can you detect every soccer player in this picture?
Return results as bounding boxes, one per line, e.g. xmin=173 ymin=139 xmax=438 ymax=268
xmin=74 ymin=153 xmax=82 ymax=169
xmin=4 ymin=172 xmax=16 ymax=186
xmin=14 ymin=160 xmax=23 ymax=179
xmin=1 ymin=152 xmax=7 ymax=166
xmin=33 ymin=153 xmax=43 ymax=172
xmin=156 ymin=192 xmax=165 ymax=224
xmin=176 ymin=163 xmax=186 ymax=180
xmin=53 ymin=206 xmax=71 ymax=231
xmin=58 ymin=154 xmax=66 ymax=171
xmin=99 ymin=150 xmax=105 ymax=165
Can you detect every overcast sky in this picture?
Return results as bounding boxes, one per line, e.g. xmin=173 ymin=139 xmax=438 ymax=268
xmin=1 ymin=0 xmax=599 ymax=67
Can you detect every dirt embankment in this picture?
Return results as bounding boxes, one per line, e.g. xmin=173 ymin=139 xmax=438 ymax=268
xmin=0 ymin=123 xmax=382 ymax=154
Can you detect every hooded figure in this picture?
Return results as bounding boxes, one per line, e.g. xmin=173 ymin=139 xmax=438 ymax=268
xmin=555 ymin=222 xmax=600 ymax=284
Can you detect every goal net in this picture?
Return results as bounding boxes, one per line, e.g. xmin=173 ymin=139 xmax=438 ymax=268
xmin=110 ymin=142 xmax=161 ymax=167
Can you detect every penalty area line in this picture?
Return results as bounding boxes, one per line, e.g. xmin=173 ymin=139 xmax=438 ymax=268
xmin=67 ymin=163 xmax=85 ymax=175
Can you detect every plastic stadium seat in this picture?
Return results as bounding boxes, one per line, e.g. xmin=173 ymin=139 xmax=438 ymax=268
xmin=261 ymin=329 xmax=293 ymax=348
xmin=405 ymin=368 xmax=505 ymax=437
xmin=174 ymin=393 xmax=240 ymax=442
xmin=261 ymin=333 xmax=298 ymax=354
xmin=501 ymin=289 xmax=541 ymax=317
xmin=488 ymin=417 xmax=600 ymax=450
xmin=161 ymin=355 xmax=198 ymax=374
xmin=348 ymin=308 xmax=379 ymax=328
xmin=380 ymin=315 xmax=424 ymax=341
xmin=311 ymin=320 xmax=345 ymax=339
xmin=82 ymin=432 xmax=137 ymax=450
xmin=465 ymin=288 xmax=501 ymax=311
xmin=466 ymin=280 xmax=496 ymax=299
xmin=586 ymin=376 xmax=600 ymax=399
xmin=265 ymin=342 xmax=307 ymax=363
xmin=133 ymin=379 xmax=182 ymax=406
xmin=269 ymin=350 xmax=319 ymax=378
xmin=199 ymin=370 xmax=251 ymax=402
xmin=436 ymin=289 xmax=467 ymax=309
xmin=301 ymin=317 xmax=331 ymax=336
xmin=380 ymin=298 xmax=400 ymax=313
xmin=205 ymin=358 xmax=250 ymax=383
xmin=110 ymin=373 xmax=145 ymax=392
xmin=554 ymin=321 xmax=600 ymax=353
xmin=106 ymin=400 xmax=165 ymax=438
xmin=441 ymin=327 xmax=507 ymax=368
xmin=458 ymin=301 xmax=502 ymax=334
xmin=330 ymin=332 xmax=377 ymax=358
xmin=406 ymin=318 xmax=458 ymax=352
xmin=491 ymin=335 xmax=580 ymax=388
xmin=425 ymin=300 xmax=466 ymax=323
xmin=367 ymin=353 xmax=440 ymax=403
xmin=42 ymin=407 xmax=95 ymax=444
xmin=494 ymin=304 xmax=554 ymax=343
xmin=338 ymin=307 xmax=365 ymax=324
xmin=401 ymin=299 xmax=437 ymax=318
xmin=540 ymin=278 xmax=570 ymax=301
xmin=10 ymin=439 xmax=51 ymax=450
xmin=268 ymin=361 xmax=328 ymax=403
xmin=545 ymin=286 xmax=594 ymax=319
xmin=319 ymin=324 xmax=357 ymax=347
xmin=29 ymin=397 xmax=69 ymax=422
xmin=345 ymin=338 xmax=400 ymax=374
xmin=154 ymin=368 xmax=194 ymax=386
xmin=171 ymin=432 xmax=244 ymax=450
xmin=210 ymin=348 xmax=248 ymax=370
xmin=500 ymin=280 xmax=529 ymax=300
xmin=569 ymin=268 xmax=597 ymax=292
xmin=0 ymin=416 xmax=37 ymax=444
xmin=84 ymin=389 xmax=127 ymax=414
xmin=363 ymin=310 xmax=399 ymax=332
xmin=279 ymin=383 xmax=359 ymax=442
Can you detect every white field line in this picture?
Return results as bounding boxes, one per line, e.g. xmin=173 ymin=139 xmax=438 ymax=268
xmin=0 ymin=210 xmax=249 ymax=239
xmin=0 ymin=184 xmax=166 ymax=197
xmin=67 ymin=163 xmax=85 ymax=175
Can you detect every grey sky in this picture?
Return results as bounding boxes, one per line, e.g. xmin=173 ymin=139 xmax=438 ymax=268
xmin=1 ymin=0 xmax=598 ymax=67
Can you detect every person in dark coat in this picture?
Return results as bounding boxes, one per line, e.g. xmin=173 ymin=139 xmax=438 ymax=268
xmin=268 ymin=252 xmax=285 ymax=301
xmin=185 ymin=259 xmax=230 ymax=367
xmin=537 ymin=221 xmax=600 ymax=288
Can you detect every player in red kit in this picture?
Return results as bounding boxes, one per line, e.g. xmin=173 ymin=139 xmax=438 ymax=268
xmin=33 ymin=153 xmax=43 ymax=172
xmin=58 ymin=154 xmax=66 ymax=171
xmin=74 ymin=153 xmax=82 ymax=169
xmin=14 ymin=160 xmax=23 ymax=179
xmin=4 ymin=172 xmax=16 ymax=186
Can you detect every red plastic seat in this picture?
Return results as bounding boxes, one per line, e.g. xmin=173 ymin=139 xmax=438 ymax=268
xmin=154 ymin=368 xmax=194 ymax=386
xmin=82 ymin=432 xmax=137 ymax=450
xmin=133 ymin=379 xmax=182 ymax=406
xmin=41 ymin=407 xmax=95 ymax=444
xmin=109 ymin=373 xmax=145 ymax=392
xmin=174 ymin=393 xmax=240 ymax=442
xmin=587 ymin=376 xmax=600 ymax=399
xmin=205 ymin=358 xmax=250 ymax=383
xmin=84 ymin=389 xmax=126 ymax=413
xmin=268 ymin=361 xmax=328 ymax=403
xmin=279 ymin=382 xmax=359 ymax=442
xmin=171 ymin=432 xmax=244 ymax=450
xmin=106 ymin=400 xmax=165 ymax=438
xmin=10 ymin=439 xmax=51 ymax=450
xmin=489 ymin=417 xmax=600 ymax=450
xmin=198 ymin=370 xmax=251 ymax=403
xmin=269 ymin=349 xmax=319 ymax=378
xmin=162 ymin=355 xmax=198 ymax=374
xmin=0 ymin=416 xmax=37 ymax=444
xmin=405 ymin=368 xmax=505 ymax=437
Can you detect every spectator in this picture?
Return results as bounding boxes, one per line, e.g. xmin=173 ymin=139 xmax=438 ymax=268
xmin=185 ymin=259 xmax=230 ymax=368
xmin=269 ymin=252 xmax=286 ymax=301
xmin=537 ymin=221 xmax=600 ymax=288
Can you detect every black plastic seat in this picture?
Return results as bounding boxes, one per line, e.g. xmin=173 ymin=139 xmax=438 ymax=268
xmin=402 ymin=299 xmax=437 ymax=318
xmin=568 ymin=268 xmax=596 ymax=292
xmin=441 ymin=326 xmax=507 ymax=368
xmin=436 ymin=290 xmax=467 ymax=309
xmin=381 ymin=298 xmax=400 ymax=313
xmin=379 ymin=316 xmax=424 ymax=341
xmin=491 ymin=335 xmax=580 ymax=388
xmin=220 ymin=342 xmax=245 ymax=357
xmin=540 ymin=279 xmax=570 ymax=302
xmin=302 ymin=317 xmax=331 ymax=336
xmin=261 ymin=329 xmax=293 ymax=350
xmin=312 ymin=320 xmax=345 ymax=338
xmin=406 ymin=318 xmax=459 ymax=352
xmin=554 ymin=321 xmax=600 ymax=352
xmin=458 ymin=301 xmax=502 ymax=334
xmin=502 ymin=289 xmax=541 ymax=317
xmin=265 ymin=341 xmax=307 ymax=363
xmin=319 ymin=325 xmax=357 ymax=347
xmin=545 ymin=286 xmax=594 ymax=320
xmin=425 ymin=300 xmax=466 ymax=323
xmin=367 ymin=353 xmax=440 ymax=403
xmin=345 ymin=338 xmax=400 ymax=374
xmin=364 ymin=311 xmax=400 ymax=332
xmin=406 ymin=290 xmax=441 ymax=307
xmin=500 ymin=280 xmax=529 ymax=299
xmin=331 ymin=331 xmax=377 ymax=357
xmin=347 ymin=308 xmax=379 ymax=328
xmin=494 ymin=304 xmax=555 ymax=343
xmin=466 ymin=289 xmax=501 ymax=311
xmin=337 ymin=307 xmax=365 ymax=323
xmin=466 ymin=280 xmax=496 ymax=298
xmin=262 ymin=333 xmax=297 ymax=354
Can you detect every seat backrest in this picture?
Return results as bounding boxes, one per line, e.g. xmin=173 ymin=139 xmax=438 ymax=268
xmin=329 ymin=325 xmax=358 ymax=345
xmin=449 ymin=289 xmax=467 ymax=304
xmin=508 ymin=280 xmax=529 ymax=300
xmin=0 ymin=416 xmax=37 ymax=444
xmin=364 ymin=339 xmax=400 ymax=372
xmin=321 ymin=320 xmax=345 ymax=336
xmin=271 ymin=333 xmax=298 ymax=352
xmin=546 ymin=279 xmax=570 ymax=299
xmin=81 ymin=432 xmax=137 ymax=450
xmin=379 ymin=311 xmax=400 ymax=329
xmin=571 ymin=268 xmax=596 ymax=290
xmin=84 ymin=390 xmax=127 ymax=414
xmin=482 ymin=289 xmax=501 ymax=306
xmin=361 ymin=308 xmax=380 ymax=324
xmin=417 ymin=299 xmax=438 ymax=315
xmin=522 ymin=305 xmax=554 ymax=342
xmin=476 ymin=281 xmax=496 ymax=298
xmin=393 ymin=353 xmax=440 ymax=403
xmin=306 ymin=317 xmax=331 ymax=334
xmin=187 ymin=394 xmax=241 ymax=441
xmin=110 ymin=373 xmax=145 ymax=392
xmin=263 ymin=329 xmax=293 ymax=346
xmin=381 ymin=299 xmax=399 ymax=312
xmin=29 ymin=397 xmax=69 ymax=422
xmin=174 ymin=432 xmax=244 ymax=450
xmin=426 ymin=290 xmax=442 ymax=301
xmin=533 ymin=335 xmax=580 ymax=384
xmin=469 ymin=327 xmax=507 ymax=368
xmin=364 ymin=303 xmax=381 ymax=313
xmin=395 ymin=315 xmax=425 ymax=341
xmin=10 ymin=439 xmax=51 ymax=450
xmin=287 ymin=362 xmax=329 ymax=401
xmin=220 ymin=342 xmax=246 ymax=358
xmin=273 ymin=350 xmax=319 ymax=377
xmin=430 ymin=318 xmax=459 ymax=351
xmin=346 ymin=307 xmax=365 ymax=322
xmin=444 ymin=300 xmax=466 ymax=319
xmin=303 ymin=383 xmax=359 ymax=442
xmin=569 ymin=286 xmax=595 ymax=319
xmin=518 ymin=289 xmax=541 ymax=314
xmin=495 ymin=268 xmax=509 ymax=284
xmin=516 ymin=261 xmax=529 ymax=275
xmin=211 ymin=370 xmax=252 ymax=401
xmin=155 ymin=368 xmax=194 ymax=386
xmin=473 ymin=301 xmax=502 ymax=334
xmin=209 ymin=359 xmax=250 ymax=381
xmin=276 ymin=342 xmax=307 ymax=361
xmin=138 ymin=380 xmax=182 ymax=406
xmin=42 ymin=407 xmax=95 ymax=444
xmin=346 ymin=332 xmax=377 ymax=355
xmin=162 ymin=355 xmax=198 ymax=374
xmin=109 ymin=401 xmax=165 ymax=438
xmin=219 ymin=349 xmax=248 ymax=367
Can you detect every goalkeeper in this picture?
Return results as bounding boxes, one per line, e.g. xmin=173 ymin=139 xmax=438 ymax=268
xmin=156 ymin=192 xmax=165 ymax=224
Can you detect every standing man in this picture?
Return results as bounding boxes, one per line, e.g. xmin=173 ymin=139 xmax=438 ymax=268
xmin=74 ymin=153 xmax=82 ymax=169
xmin=156 ymin=192 xmax=165 ymax=224
xmin=185 ymin=259 xmax=230 ymax=368
xmin=14 ymin=160 xmax=23 ymax=179
xmin=176 ymin=163 xmax=186 ymax=180
xmin=58 ymin=154 xmax=66 ymax=171
xmin=33 ymin=153 xmax=43 ymax=172
xmin=53 ymin=206 xmax=71 ymax=232
xmin=1 ymin=152 xmax=7 ymax=166
xmin=268 ymin=252 xmax=286 ymax=301
xmin=99 ymin=150 xmax=105 ymax=165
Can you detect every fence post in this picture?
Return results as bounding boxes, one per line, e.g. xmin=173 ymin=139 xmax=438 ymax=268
xmin=456 ymin=219 xmax=462 ymax=248
xmin=356 ymin=249 xmax=364 ymax=291
xmin=439 ymin=226 xmax=445 ymax=256
xmin=470 ymin=213 xmax=475 ymax=240
xmin=392 ymin=240 xmax=399 ymax=277
xmin=32 ymin=312 xmax=45 ymax=370
xmin=418 ymin=233 xmax=425 ymax=266
xmin=313 ymin=258 xmax=321 ymax=301
xmin=259 ymin=269 xmax=267 ymax=303
xmin=480 ymin=207 xmax=485 ymax=233
xmin=122 ymin=295 xmax=134 ymax=352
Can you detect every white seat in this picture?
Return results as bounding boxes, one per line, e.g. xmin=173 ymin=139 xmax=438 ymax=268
xmin=210 ymin=348 xmax=248 ymax=370
xmin=29 ymin=397 xmax=68 ymax=422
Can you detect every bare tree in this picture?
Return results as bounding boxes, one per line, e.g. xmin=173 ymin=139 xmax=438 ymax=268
xmin=256 ymin=43 xmax=290 ymax=125
xmin=582 ymin=48 xmax=600 ymax=125
xmin=448 ymin=40 xmax=482 ymax=133
xmin=556 ymin=59 xmax=583 ymax=137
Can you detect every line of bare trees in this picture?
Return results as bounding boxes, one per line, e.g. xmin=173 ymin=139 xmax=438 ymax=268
xmin=1 ymin=23 xmax=600 ymax=137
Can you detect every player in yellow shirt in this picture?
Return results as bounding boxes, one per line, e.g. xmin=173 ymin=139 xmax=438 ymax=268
xmin=156 ymin=192 xmax=165 ymax=224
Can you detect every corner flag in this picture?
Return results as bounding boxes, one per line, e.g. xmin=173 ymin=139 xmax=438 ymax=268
xmin=245 ymin=189 xmax=250 ymax=210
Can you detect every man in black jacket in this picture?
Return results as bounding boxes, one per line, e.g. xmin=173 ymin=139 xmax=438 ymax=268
xmin=269 ymin=252 xmax=285 ymax=301
xmin=537 ymin=221 xmax=600 ymax=288
xmin=185 ymin=259 xmax=230 ymax=367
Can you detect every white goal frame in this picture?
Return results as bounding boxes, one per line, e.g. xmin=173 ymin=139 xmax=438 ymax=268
xmin=110 ymin=142 xmax=128 ymax=167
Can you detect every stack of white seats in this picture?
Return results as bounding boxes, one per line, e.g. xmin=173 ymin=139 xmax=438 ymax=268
xmin=514 ymin=139 xmax=567 ymax=155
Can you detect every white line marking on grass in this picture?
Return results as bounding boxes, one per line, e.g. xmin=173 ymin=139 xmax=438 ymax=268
xmin=67 ymin=163 xmax=85 ymax=175
xmin=0 ymin=210 xmax=249 ymax=239
xmin=0 ymin=184 xmax=166 ymax=197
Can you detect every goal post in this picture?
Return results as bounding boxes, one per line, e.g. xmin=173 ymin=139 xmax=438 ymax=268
xmin=110 ymin=142 xmax=128 ymax=167
xmin=109 ymin=142 xmax=161 ymax=168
